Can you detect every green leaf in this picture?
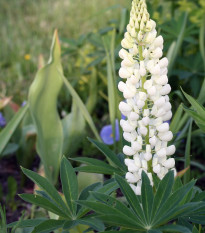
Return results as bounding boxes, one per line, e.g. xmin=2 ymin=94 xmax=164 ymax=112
xmin=103 ymin=30 xmax=118 ymax=148
xmin=91 ymin=192 xmax=140 ymax=225
xmin=182 ymin=89 xmax=205 ymax=118
xmin=141 ymin=171 xmax=154 ymax=225
xmin=170 ymin=104 xmax=183 ymax=134
xmin=28 ymin=30 xmax=63 ymax=183
xmin=0 ymin=104 xmax=28 ymax=156
xmin=172 ymin=177 xmax=183 ymax=192
xmin=167 ymin=13 xmax=188 ymax=74
xmin=97 ymin=214 xmax=143 ymax=230
xmin=7 ymin=219 xmax=46 ymax=228
xmin=157 ymin=224 xmax=192 ymax=233
xmin=78 ymin=217 xmax=104 ymax=232
xmin=75 ymin=165 xmax=121 ymax=175
xmin=21 ymin=167 xmax=70 ymax=217
xmin=62 ymin=102 xmax=86 ymax=156
xmin=19 ymin=194 xmax=68 ymax=218
xmin=152 ymin=180 xmax=195 ymax=225
xmin=151 ymin=171 xmax=174 ymax=222
xmin=76 ymin=200 xmax=141 ymax=229
xmin=182 ymin=106 xmax=205 ymax=132
xmin=88 ymin=138 xmax=126 ymax=171
xmin=192 ymin=226 xmax=200 ymax=233
xmin=184 ymin=119 xmax=192 ymax=184
xmin=60 ymin=157 xmax=78 ymax=216
xmin=61 ymin=74 xmax=101 ymax=141
xmin=114 ymin=174 xmax=146 ymax=225
xmin=31 ymin=219 xmax=66 ymax=233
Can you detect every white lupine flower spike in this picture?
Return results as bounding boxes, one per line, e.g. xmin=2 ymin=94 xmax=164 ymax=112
xmin=118 ymin=0 xmax=176 ymax=195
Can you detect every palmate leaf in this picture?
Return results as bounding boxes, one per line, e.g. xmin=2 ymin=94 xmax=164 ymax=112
xmin=90 ymin=192 xmax=140 ymax=226
xmin=76 ymin=200 xmax=143 ymax=230
xmin=21 ymin=167 xmax=71 ymax=218
xmin=60 ymin=157 xmax=78 ymax=216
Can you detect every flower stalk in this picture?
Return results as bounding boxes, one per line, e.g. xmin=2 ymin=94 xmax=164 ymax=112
xmin=118 ymin=0 xmax=176 ymax=195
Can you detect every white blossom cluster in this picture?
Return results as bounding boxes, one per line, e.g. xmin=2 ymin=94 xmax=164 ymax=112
xmin=118 ymin=0 xmax=176 ymax=195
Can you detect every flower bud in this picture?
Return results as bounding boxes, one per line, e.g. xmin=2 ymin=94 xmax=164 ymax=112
xmin=158 ymin=131 xmax=173 ymax=141
xmin=163 ymin=158 xmax=175 ymax=169
xmin=156 ymin=123 xmax=169 ymax=132
xmin=166 ymin=145 xmax=176 ymax=156
xmin=123 ymin=146 xmax=136 ymax=156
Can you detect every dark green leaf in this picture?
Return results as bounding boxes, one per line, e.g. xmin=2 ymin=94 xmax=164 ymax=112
xmin=75 ymin=165 xmax=122 ymax=175
xmin=31 ymin=219 xmax=65 ymax=233
xmin=158 ymin=224 xmax=191 ymax=233
xmin=21 ymin=167 xmax=70 ymax=217
xmin=141 ymin=171 xmax=154 ymax=224
xmin=88 ymin=138 xmax=126 ymax=171
xmin=19 ymin=194 xmax=69 ymax=218
xmin=115 ymin=174 xmax=146 ymax=225
xmin=60 ymin=157 xmax=78 ymax=215
xmin=151 ymin=171 xmax=174 ymax=221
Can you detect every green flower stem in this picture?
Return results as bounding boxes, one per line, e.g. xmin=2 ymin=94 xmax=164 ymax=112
xmin=138 ymin=45 xmax=152 ymax=174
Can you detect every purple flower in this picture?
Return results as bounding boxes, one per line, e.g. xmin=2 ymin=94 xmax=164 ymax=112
xmin=100 ymin=120 xmax=120 ymax=145
xmin=0 ymin=112 xmax=6 ymax=128
xmin=21 ymin=101 xmax=27 ymax=107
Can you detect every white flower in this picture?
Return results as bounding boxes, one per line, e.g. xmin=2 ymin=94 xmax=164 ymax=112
xmin=118 ymin=0 xmax=176 ymax=195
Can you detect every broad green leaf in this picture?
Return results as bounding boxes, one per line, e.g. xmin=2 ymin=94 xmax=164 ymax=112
xmin=60 ymin=157 xmax=78 ymax=216
xmin=8 ymin=219 xmax=46 ymax=228
xmin=141 ymin=171 xmax=154 ymax=225
xmin=62 ymin=102 xmax=85 ymax=156
xmin=192 ymin=191 xmax=205 ymax=202
xmin=31 ymin=219 xmax=66 ymax=233
xmin=28 ymin=30 xmax=63 ymax=183
xmin=184 ymin=120 xmax=192 ymax=183
xmin=115 ymin=174 xmax=146 ymax=225
xmin=88 ymin=138 xmax=127 ymax=171
xmin=157 ymin=224 xmax=191 ymax=233
xmin=0 ymin=104 xmax=28 ymax=156
xmin=77 ymin=172 xmax=103 ymax=194
xmin=61 ymin=74 xmax=101 ymax=141
xmin=21 ymin=167 xmax=70 ymax=217
xmin=19 ymin=194 xmax=68 ymax=218
xmin=151 ymin=171 xmax=174 ymax=222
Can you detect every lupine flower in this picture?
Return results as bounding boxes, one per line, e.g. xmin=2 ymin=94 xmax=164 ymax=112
xmin=0 ymin=112 xmax=6 ymax=128
xmin=21 ymin=101 xmax=27 ymax=107
xmin=100 ymin=120 xmax=120 ymax=145
xmin=118 ymin=0 xmax=176 ymax=195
